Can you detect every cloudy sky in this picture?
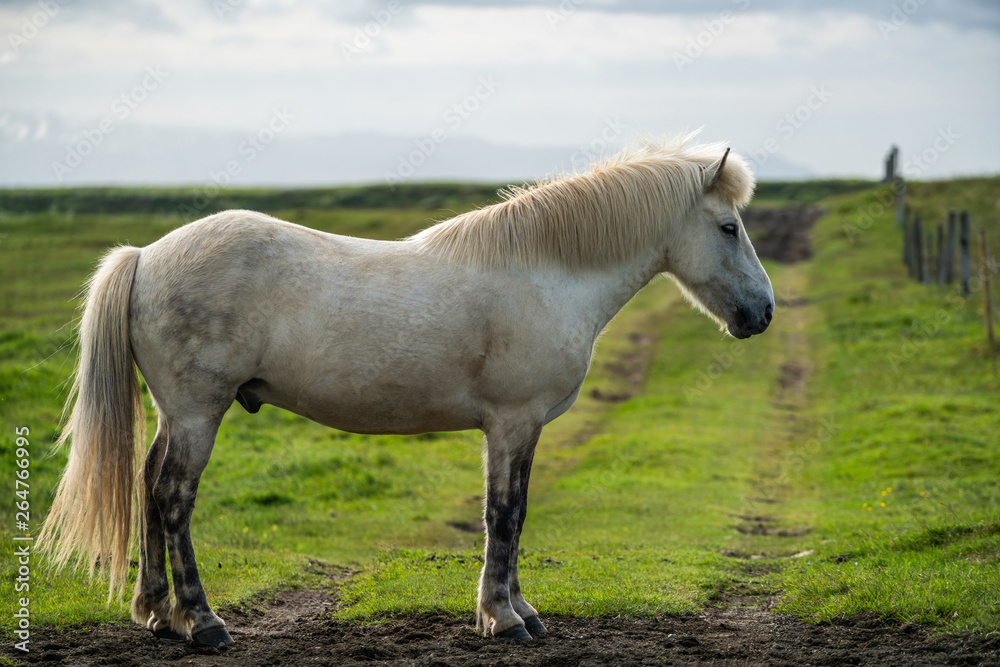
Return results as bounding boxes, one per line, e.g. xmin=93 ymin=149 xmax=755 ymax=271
xmin=1 ymin=0 xmax=998 ymax=186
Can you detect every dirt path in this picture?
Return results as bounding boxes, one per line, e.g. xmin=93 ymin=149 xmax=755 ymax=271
xmin=742 ymin=206 xmax=825 ymax=263
xmin=9 ymin=590 xmax=997 ymax=666
xmin=731 ymin=263 xmax=814 ymax=545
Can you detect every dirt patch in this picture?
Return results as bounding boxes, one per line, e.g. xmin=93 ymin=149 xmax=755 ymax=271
xmin=588 ymin=388 xmax=632 ymax=403
xmin=7 ymin=596 xmax=997 ymax=666
xmin=776 ymin=359 xmax=808 ymax=393
xmin=446 ymin=519 xmax=485 ymax=533
xmin=733 ymin=523 xmax=812 ymax=538
xmin=742 ymin=206 xmax=824 ymax=263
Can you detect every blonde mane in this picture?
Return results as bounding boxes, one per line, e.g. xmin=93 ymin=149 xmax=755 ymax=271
xmin=410 ymin=136 xmax=755 ymax=269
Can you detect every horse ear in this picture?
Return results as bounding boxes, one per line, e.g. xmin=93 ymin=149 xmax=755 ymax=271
xmin=705 ymin=147 xmax=731 ymax=192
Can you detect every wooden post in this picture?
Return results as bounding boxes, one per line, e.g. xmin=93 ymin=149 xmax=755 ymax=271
xmin=945 ymin=211 xmax=957 ymax=283
xmin=982 ymin=228 xmax=995 ymax=346
xmin=884 ymin=145 xmax=899 ymax=183
xmin=960 ymin=211 xmax=971 ymax=296
xmin=926 ymin=231 xmax=934 ymax=286
xmin=902 ymin=218 xmax=911 ymax=274
xmin=936 ymin=224 xmax=945 ymax=285
xmin=895 ymin=178 xmax=906 ymax=226
xmin=914 ymin=216 xmax=924 ymax=283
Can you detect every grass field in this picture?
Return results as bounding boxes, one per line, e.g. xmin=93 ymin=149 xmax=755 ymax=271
xmin=1 ymin=177 xmax=998 ymax=640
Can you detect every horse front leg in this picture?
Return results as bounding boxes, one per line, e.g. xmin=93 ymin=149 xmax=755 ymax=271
xmin=508 ymin=449 xmax=546 ymax=635
xmin=132 ymin=420 xmax=184 ymax=640
xmin=477 ymin=422 xmax=541 ymax=640
xmin=153 ymin=418 xmax=232 ymax=647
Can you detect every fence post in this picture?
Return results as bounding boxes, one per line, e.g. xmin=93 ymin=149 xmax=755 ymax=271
xmin=936 ymin=224 xmax=945 ymax=285
xmin=894 ymin=178 xmax=906 ymax=226
xmin=981 ymin=228 xmax=995 ymax=346
xmin=885 ymin=145 xmax=899 ymax=183
xmin=902 ymin=218 xmax=911 ymax=274
xmin=945 ymin=211 xmax=957 ymax=283
xmin=960 ymin=211 xmax=971 ymax=296
xmin=914 ymin=216 xmax=924 ymax=283
xmin=926 ymin=231 xmax=935 ymax=286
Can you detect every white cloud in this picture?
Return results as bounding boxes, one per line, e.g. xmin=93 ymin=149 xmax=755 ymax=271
xmin=0 ymin=0 xmax=997 ymax=180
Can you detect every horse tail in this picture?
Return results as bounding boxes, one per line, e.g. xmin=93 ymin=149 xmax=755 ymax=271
xmin=37 ymin=246 xmax=145 ymax=600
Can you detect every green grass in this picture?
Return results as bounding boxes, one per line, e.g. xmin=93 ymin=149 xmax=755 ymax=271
xmin=1 ymin=178 xmax=998 ymax=640
xmin=751 ymin=178 xmax=877 ymax=208
xmin=0 ymin=183 xmax=505 ymax=216
xmin=769 ymin=178 xmax=1000 ymax=632
xmin=779 ymin=523 xmax=1000 ymax=632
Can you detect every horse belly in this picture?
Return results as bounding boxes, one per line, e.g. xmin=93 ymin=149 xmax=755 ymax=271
xmin=253 ymin=366 xmax=481 ymax=435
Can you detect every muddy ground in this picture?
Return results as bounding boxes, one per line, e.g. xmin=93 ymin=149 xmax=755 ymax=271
xmin=742 ymin=206 xmax=825 ymax=264
xmin=7 ymin=589 xmax=999 ymax=666
xmin=8 ymin=207 xmax=998 ymax=666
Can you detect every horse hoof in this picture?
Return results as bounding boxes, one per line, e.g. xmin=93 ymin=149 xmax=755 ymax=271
xmin=523 ymin=616 xmax=547 ymax=635
xmin=192 ymin=626 xmax=233 ymax=647
xmin=151 ymin=626 xmax=189 ymax=642
xmin=495 ymin=625 xmax=532 ymax=641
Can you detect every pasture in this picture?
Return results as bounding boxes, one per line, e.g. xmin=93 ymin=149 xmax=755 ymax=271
xmin=1 ymin=178 xmax=998 ymax=664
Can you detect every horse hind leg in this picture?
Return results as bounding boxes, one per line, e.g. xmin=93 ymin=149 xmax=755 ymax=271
xmin=507 ymin=449 xmax=546 ymax=635
xmin=152 ymin=414 xmax=232 ymax=646
xmin=132 ymin=418 xmax=185 ymax=640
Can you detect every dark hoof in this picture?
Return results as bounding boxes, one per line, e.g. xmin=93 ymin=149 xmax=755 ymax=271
xmin=151 ymin=626 xmax=189 ymax=642
xmin=523 ymin=615 xmax=547 ymax=635
xmin=495 ymin=624 xmax=532 ymax=641
xmin=192 ymin=626 xmax=233 ymax=647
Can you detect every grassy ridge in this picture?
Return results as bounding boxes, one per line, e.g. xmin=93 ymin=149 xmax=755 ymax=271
xmin=0 ymin=183 xmax=504 ymax=217
xmin=0 ymin=179 xmax=870 ymax=217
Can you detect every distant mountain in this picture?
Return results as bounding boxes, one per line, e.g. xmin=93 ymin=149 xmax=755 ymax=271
xmin=0 ymin=111 xmax=815 ymax=187
xmin=739 ymin=151 xmax=816 ymax=182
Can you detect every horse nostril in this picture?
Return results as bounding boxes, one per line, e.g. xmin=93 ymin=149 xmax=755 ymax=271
xmin=764 ymin=303 xmax=774 ymax=325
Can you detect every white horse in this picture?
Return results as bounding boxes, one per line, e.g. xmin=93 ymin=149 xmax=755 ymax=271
xmin=39 ymin=137 xmax=773 ymax=646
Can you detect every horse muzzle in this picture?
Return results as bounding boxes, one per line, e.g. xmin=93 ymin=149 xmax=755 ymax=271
xmin=727 ymin=301 xmax=773 ymax=339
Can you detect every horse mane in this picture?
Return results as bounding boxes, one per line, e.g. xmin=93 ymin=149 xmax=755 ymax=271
xmin=409 ymin=134 xmax=755 ymax=270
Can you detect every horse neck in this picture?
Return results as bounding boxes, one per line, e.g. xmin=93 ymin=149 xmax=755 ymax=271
xmin=565 ymin=236 xmax=671 ymax=337
xmin=529 ymin=187 xmax=682 ymax=334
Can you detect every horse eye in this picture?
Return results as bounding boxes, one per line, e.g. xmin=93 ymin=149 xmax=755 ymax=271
xmin=721 ymin=223 xmax=738 ymax=237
